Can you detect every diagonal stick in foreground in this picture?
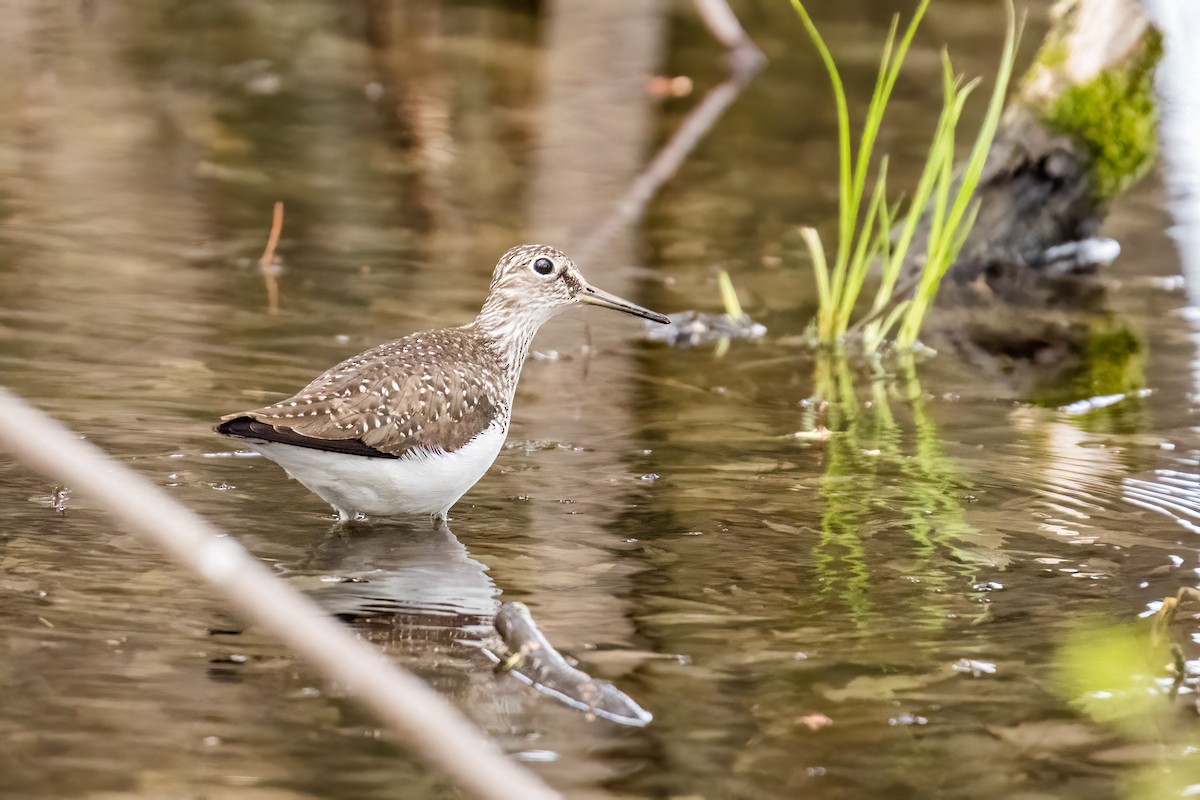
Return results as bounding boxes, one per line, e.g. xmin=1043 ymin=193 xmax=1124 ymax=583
xmin=0 ymin=388 xmax=560 ymax=800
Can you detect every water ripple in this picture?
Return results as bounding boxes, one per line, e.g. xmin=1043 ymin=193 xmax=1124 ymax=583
xmin=1124 ymin=471 xmax=1200 ymax=534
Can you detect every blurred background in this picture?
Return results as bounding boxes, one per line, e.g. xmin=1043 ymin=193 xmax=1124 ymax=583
xmin=3 ymin=1 xmax=1200 ymax=798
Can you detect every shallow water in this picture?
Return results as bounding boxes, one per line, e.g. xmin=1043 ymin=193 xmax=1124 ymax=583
xmin=1 ymin=1 xmax=1199 ymax=798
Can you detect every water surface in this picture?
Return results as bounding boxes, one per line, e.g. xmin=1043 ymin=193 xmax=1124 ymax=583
xmin=1 ymin=2 xmax=1197 ymax=798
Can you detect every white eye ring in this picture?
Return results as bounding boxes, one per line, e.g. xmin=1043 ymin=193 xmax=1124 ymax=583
xmin=532 ymin=257 xmax=554 ymax=276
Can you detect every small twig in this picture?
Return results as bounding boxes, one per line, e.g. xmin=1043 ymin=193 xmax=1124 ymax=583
xmin=259 ymin=201 xmax=284 ymax=316
xmin=0 ymin=389 xmax=560 ymax=800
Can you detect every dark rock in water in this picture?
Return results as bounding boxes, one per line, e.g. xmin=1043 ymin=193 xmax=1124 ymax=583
xmin=493 ymin=602 xmax=652 ymax=727
xmin=644 ymin=311 xmax=766 ymax=348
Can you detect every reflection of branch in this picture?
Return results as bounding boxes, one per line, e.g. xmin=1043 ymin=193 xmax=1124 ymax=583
xmin=573 ymin=0 xmax=765 ymax=262
xmin=692 ymin=0 xmax=763 ymax=66
xmin=0 ymin=390 xmax=559 ymax=800
xmin=259 ymin=201 xmax=283 ymax=315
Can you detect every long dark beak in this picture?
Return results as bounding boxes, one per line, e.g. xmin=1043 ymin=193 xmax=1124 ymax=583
xmin=579 ymin=284 xmax=670 ymax=324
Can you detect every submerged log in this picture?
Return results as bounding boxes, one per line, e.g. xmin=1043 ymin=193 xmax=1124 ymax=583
xmin=493 ymin=602 xmax=652 ymax=727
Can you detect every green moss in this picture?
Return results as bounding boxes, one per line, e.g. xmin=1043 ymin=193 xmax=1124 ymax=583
xmin=1080 ymin=324 xmax=1143 ymax=395
xmin=1033 ymin=39 xmax=1068 ymax=71
xmin=1043 ymin=28 xmax=1162 ymax=200
xmin=1028 ymin=319 xmax=1144 ymax=415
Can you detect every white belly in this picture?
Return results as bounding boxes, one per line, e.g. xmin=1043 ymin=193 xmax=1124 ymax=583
xmin=242 ymin=424 xmax=507 ymax=520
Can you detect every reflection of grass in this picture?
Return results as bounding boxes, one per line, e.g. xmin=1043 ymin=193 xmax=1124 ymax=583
xmin=902 ymin=376 xmax=978 ymax=576
xmin=814 ymin=357 xmax=872 ymax=622
xmin=810 ymin=356 xmax=983 ymax=626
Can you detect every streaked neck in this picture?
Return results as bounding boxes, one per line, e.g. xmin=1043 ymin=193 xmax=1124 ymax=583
xmin=469 ymin=300 xmax=553 ymax=392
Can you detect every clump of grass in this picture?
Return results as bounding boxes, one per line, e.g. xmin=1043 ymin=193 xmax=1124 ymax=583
xmin=792 ymin=0 xmax=1019 ymax=352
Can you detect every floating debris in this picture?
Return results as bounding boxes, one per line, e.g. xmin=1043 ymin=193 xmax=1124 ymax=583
xmin=888 ymin=712 xmax=928 ymax=726
xmin=646 ymin=270 xmax=766 ymax=348
xmin=30 ymin=485 xmax=69 ymax=515
xmin=791 ymin=400 xmax=833 ymax=441
xmin=951 ymin=658 xmax=997 ymax=677
xmin=492 ymin=602 xmax=653 ymax=727
xmin=646 ymin=311 xmax=766 ymax=348
xmin=1058 ymin=388 xmax=1152 ymax=415
xmin=798 ymin=712 xmax=833 ymax=731
xmin=1037 ymin=237 xmax=1121 ymax=275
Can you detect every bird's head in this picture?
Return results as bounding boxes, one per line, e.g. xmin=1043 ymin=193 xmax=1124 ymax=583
xmin=478 ymin=243 xmax=669 ymax=331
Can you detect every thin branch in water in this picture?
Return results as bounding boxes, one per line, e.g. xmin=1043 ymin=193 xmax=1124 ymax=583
xmin=492 ymin=602 xmax=652 ymax=727
xmin=259 ymin=201 xmax=284 ymax=315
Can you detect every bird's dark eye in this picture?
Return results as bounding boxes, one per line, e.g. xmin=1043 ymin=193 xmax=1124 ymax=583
xmin=533 ymin=257 xmax=554 ymax=275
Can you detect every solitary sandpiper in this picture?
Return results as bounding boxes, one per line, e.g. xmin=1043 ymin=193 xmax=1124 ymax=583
xmin=217 ymin=244 xmax=669 ymax=521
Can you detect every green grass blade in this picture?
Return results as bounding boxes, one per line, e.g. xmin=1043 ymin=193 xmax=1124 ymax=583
xmin=926 ymin=54 xmax=960 ymax=248
xmin=840 ymin=160 xmax=890 ymax=333
xmin=850 ymin=0 xmax=930 ymax=228
xmin=843 ymin=0 xmax=930 ymax=295
xmin=795 ymin=0 xmax=1017 ymax=352
xmin=872 ymin=15 xmax=901 ymax=115
xmin=801 ymin=226 xmax=833 ymax=341
xmin=938 ymin=2 xmax=1019 ymax=258
xmin=792 ymin=1 xmax=852 ymax=278
xmin=896 ymin=0 xmax=1019 ymax=347
xmin=877 ymin=57 xmax=976 ymax=324
xmin=876 ymin=192 xmax=894 ymax=286
xmin=878 ymin=299 xmax=911 ymax=345
xmin=718 ymin=270 xmax=745 ymax=319
xmin=928 ymin=76 xmax=980 ymax=256
xmin=879 ymin=0 xmax=931 ymax=101
xmin=842 ymin=13 xmax=899 ymax=281
xmin=869 ymin=100 xmax=955 ymax=319
xmin=941 ymin=199 xmax=981 ymax=278
xmin=855 ymin=0 xmax=931 ymax=217
xmin=859 ymin=191 xmax=896 ymax=353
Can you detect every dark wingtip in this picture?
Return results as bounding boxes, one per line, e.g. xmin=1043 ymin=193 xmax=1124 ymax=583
xmin=215 ymin=415 xmax=255 ymax=437
xmin=214 ymin=415 xmax=397 ymax=459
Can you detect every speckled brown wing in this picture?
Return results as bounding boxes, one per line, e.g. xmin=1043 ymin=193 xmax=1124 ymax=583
xmin=218 ymin=328 xmax=509 ymax=458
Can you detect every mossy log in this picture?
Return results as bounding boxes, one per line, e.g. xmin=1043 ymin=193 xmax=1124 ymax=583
xmin=918 ymin=0 xmax=1160 ymax=394
xmin=934 ymin=0 xmax=1160 ymax=306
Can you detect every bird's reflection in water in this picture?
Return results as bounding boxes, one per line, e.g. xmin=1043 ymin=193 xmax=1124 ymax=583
xmin=210 ymin=519 xmax=652 ymax=732
xmin=288 ymin=521 xmax=502 ymax=668
xmin=201 ymin=520 xmax=548 ymax=744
